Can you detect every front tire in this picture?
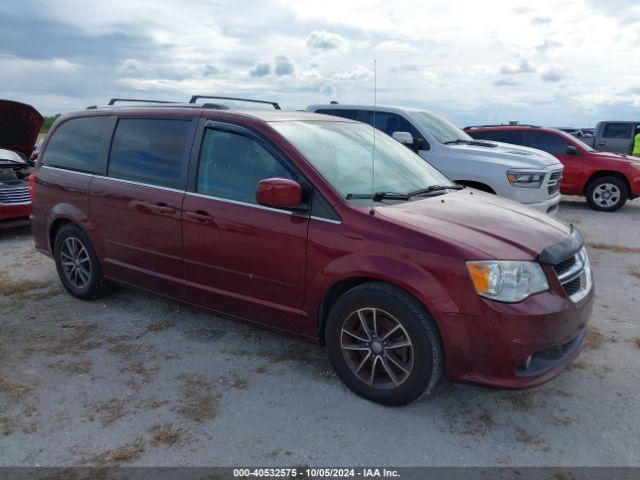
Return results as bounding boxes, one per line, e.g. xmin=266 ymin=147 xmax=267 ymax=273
xmin=586 ymin=176 xmax=628 ymax=212
xmin=54 ymin=224 xmax=105 ymax=300
xmin=325 ymin=282 xmax=443 ymax=406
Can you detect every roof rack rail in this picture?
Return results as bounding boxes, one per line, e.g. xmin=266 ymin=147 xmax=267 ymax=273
xmin=108 ymin=98 xmax=178 ymax=106
xmin=189 ymin=95 xmax=281 ymax=110
xmin=463 ymin=123 xmax=541 ymax=130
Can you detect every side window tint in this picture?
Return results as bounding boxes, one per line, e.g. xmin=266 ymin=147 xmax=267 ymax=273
xmin=368 ymin=112 xmax=426 ymax=144
xmin=315 ymin=109 xmax=359 ymax=120
xmin=108 ymin=119 xmax=192 ymax=189
xmin=491 ymin=130 xmax=525 ymax=145
xmin=603 ymin=123 xmax=632 ymax=139
xmin=42 ymin=116 xmax=109 ymax=173
xmin=197 ymin=129 xmax=294 ymax=205
xmin=527 ymin=131 xmax=571 ymax=154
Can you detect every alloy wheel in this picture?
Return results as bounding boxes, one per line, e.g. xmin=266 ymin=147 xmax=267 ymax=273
xmin=60 ymin=236 xmax=92 ymax=289
xmin=592 ymin=183 xmax=620 ymax=208
xmin=340 ymin=308 xmax=414 ymax=388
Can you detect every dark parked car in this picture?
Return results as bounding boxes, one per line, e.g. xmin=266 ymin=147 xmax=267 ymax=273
xmin=465 ymin=125 xmax=640 ymax=211
xmin=0 ymin=100 xmax=43 ymax=229
xmin=32 ymin=98 xmax=594 ymax=405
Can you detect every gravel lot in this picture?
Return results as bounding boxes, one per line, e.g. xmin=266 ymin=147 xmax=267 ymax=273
xmin=1 ymin=197 xmax=639 ymax=467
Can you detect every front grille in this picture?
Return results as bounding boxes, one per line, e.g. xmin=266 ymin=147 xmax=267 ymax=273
xmin=0 ymin=186 xmax=30 ymax=204
xmin=547 ymin=170 xmax=562 ymax=195
xmin=553 ymin=248 xmax=591 ymax=302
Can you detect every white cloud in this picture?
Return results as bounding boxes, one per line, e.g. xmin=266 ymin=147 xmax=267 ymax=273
xmin=249 ymin=62 xmax=271 ymax=77
xmin=333 ymin=65 xmax=373 ymax=82
xmin=274 ymin=55 xmax=295 ymax=76
xmin=499 ymin=58 xmax=535 ymax=75
xmin=540 ymin=65 xmax=566 ymax=83
xmin=306 ymin=30 xmax=348 ymax=51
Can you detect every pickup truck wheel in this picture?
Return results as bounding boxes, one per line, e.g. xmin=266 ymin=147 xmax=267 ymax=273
xmin=54 ymin=224 xmax=105 ymax=300
xmin=586 ymin=176 xmax=628 ymax=212
xmin=325 ymin=282 xmax=443 ymax=406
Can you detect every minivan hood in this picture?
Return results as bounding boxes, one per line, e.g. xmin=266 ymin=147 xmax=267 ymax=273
xmin=0 ymin=100 xmax=44 ymax=157
xmin=448 ymin=141 xmax=561 ymax=169
xmin=376 ymin=189 xmax=571 ymax=260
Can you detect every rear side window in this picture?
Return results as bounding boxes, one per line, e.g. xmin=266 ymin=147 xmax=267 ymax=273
xmin=42 ymin=116 xmax=109 ymax=173
xmin=108 ymin=119 xmax=192 ymax=189
xmin=603 ymin=123 xmax=632 ymax=139
xmin=527 ymin=131 xmax=572 ymax=154
xmin=315 ymin=109 xmax=359 ymax=120
xmin=486 ymin=130 xmax=525 ymax=145
xmin=197 ymin=129 xmax=295 ymax=205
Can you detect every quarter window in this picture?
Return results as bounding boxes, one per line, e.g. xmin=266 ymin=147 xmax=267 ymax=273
xmin=42 ymin=116 xmax=110 ymax=173
xmin=603 ymin=123 xmax=633 ymax=139
xmin=197 ymin=129 xmax=294 ymax=205
xmin=108 ymin=119 xmax=192 ymax=189
xmin=527 ymin=131 xmax=572 ymax=154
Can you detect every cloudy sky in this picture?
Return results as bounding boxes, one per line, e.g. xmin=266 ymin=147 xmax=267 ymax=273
xmin=1 ymin=0 xmax=639 ymax=126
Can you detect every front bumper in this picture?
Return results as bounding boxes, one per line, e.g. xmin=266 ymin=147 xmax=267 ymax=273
xmin=0 ymin=202 xmax=31 ymax=229
xmin=522 ymin=193 xmax=561 ymax=215
xmin=438 ymin=280 xmax=594 ymax=389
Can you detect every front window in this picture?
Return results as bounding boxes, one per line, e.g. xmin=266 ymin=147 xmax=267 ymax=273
xmin=271 ymin=121 xmax=453 ymax=199
xmin=410 ymin=111 xmax=472 ymax=144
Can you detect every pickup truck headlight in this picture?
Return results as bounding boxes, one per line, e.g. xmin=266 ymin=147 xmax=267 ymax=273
xmin=506 ymin=170 xmax=545 ymax=188
xmin=466 ymin=260 xmax=549 ymax=302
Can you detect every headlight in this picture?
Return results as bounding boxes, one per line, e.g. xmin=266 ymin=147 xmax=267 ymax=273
xmin=466 ymin=260 xmax=549 ymax=302
xmin=506 ymin=170 xmax=545 ymax=188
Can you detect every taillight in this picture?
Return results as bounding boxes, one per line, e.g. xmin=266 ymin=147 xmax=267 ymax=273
xmin=28 ymin=173 xmax=36 ymax=202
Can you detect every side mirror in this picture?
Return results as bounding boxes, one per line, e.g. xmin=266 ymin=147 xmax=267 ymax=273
xmin=256 ymin=178 xmax=305 ymax=210
xmin=392 ymin=131 xmax=414 ymax=145
xmin=566 ymin=146 xmax=579 ymax=156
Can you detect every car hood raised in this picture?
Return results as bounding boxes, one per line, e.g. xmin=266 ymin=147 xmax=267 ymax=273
xmin=0 ymin=100 xmax=44 ymax=157
xmin=447 ymin=141 xmax=561 ymax=169
xmin=375 ymin=189 xmax=572 ymax=261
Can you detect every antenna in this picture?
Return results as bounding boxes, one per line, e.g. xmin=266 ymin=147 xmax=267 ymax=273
xmin=370 ymin=59 xmax=377 ymax=216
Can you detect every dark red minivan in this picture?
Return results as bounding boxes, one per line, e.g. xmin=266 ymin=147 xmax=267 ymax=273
xmin=31 ymin=99 xmax=594 ymax=405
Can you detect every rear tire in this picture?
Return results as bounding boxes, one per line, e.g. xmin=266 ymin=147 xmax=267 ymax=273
xmin=54 ymin=224 xmax=105 ymax=300
xmin=325 ymin=282 xmax=443 ymax=406
xmin=586 ymin=176 xmax=628 ymax=212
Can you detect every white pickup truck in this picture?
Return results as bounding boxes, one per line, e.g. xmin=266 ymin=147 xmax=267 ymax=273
xmin=307 ymin=104 xmax=564 ymax=215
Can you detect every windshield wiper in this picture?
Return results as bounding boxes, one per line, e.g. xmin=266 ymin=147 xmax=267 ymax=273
xmin=443 ymin=139 xmax=469 ymax=145
xmin=407 ymin=185 xmax=465 ymax=197
xmin=346 ymin=192 xmax=410 ymax=201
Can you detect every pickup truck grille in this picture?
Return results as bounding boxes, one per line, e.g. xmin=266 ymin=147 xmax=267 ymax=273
xmin=553 ymin=248 xmax=591 ymax=302
xmin=547 ymin=170 xmax=562 ymax=195
xmin=0 ymin=185 xmax=30 ymax=204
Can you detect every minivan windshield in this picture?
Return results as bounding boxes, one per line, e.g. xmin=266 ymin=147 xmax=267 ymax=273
xmin=411 ymin=111 xmax=473 ymax=144
xmin=271 ymin=121 xmax=454 ymax=200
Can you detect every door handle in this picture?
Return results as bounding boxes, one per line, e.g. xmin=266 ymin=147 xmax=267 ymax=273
xmin=152 ymin=202 xmax=177 ymax=215
xmin=597 ymin=141 xmax=606 ymax=146
xmin=185 ymin=210 xmax=213 ymax=223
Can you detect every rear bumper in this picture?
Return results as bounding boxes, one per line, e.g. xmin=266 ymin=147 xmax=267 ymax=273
xmin=439 ymin=281 xmax=594 ymax=389
xmin=0 ymin=202 xmax=31 ymax=229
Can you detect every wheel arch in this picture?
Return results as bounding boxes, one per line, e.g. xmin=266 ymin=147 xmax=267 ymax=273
xmin=47 ymin=203 xmax=100 ymax=255
xmin=583 ymin=170 xmax=631 ymax=195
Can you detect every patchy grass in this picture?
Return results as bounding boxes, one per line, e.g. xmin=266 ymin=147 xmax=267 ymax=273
xmin=50 ymin=358 xmax=92 ymax=375
xmin=635 ymin=338 xmax=640 ymax=348
xmin=515 ymin=428 xmax=549 ymax=451
xmin=629 ymin=270 xmax=640 ymax=280
xmin=461 ymin=411 xmax=495 ymax=438
xmin=139 ymin=399 xmax=169 ymax=410
xmin=149 ymin=424 xmax=186 ymax=447
xmin=111 ymin=438 xmax=145 ymax=463
xmin=177 ymin=374 xmax=219 ymax=422
xmin=587 ymin=242 xmax=640 ymax=254
xmin=506 ymin=392 xmax=537 ymax=411
xmin=254 ymin=365 xmax=267 ymax=374
xmin=553 ymin=417 xmax=575 ymax=427
xmin=586 ymin=325 xmax=616 ymax=349
xmin=91 ymin=399 xmax=128 ymax=426
xmin=1 ymin=417 xmax=16 ymax=436
xmin=0 ymin=377 xmax=31 ymax=404
xmin=147 ymin=322 xmax=171 ymax=332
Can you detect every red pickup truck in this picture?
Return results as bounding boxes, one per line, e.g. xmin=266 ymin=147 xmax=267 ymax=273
xmin=0 ymin=100 xmax=43 ymax=228
xmin=465 ymin=125 xmax=640 ymax=212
